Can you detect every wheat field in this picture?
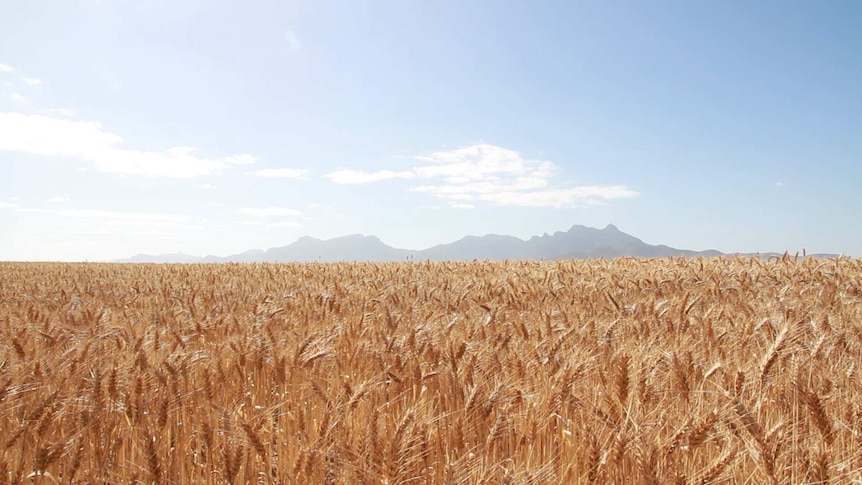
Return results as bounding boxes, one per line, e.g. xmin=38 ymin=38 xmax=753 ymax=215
xmin=1 ymin=257 xmax=861 ymax=484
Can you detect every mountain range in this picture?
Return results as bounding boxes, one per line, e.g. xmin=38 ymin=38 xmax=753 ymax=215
xmin=116 ymin=224 xmax=832 ymax=263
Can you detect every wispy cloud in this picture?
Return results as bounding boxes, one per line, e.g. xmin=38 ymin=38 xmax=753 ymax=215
xmin=477 ymin=186 xmax=638 ymax=208
xmin=233 ymin=219 xmax=302 ymax=228
xmin=234 ymin=206 xmax=303 ymax=228
xmin=236 ymin=207 xmax=301 ymax=218
xmin=1 ymin=64 xmax=43 ymax=90
xmin=0 ymin=201 xmax=19 ymax=208
xmin=47 ymin=196 xmax=70 ymax=203
xmin=326 ymin=169 xmax=415 ymax=184
xmin=60 ymin=209 xmax=193 ymax=227
xmin=0 ymin=112 xmax=256 ymax=178
xmin=249 ymin=168 xmax=309 ymax=179
xmin=9 ymin=93 xmax=26 ymax=103
xmin=775 ymin=181 xmax=784 ymax=187
xmin=326 ymin=144 xmax=639 ymax=208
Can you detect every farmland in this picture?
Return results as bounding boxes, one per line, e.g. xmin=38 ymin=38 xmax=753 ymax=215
xmin=1 ymin=257 xmax=861 ymax=483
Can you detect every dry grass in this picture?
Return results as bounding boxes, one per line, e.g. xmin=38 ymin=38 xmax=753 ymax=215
xmin=1 ymin=256 xmax=861 ymax=484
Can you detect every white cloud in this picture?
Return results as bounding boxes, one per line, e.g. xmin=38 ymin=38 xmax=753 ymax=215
xmin=326 ymin=169 xmax=415 ymax=184
xmin=70 ymin=230 xmax=112 ymax=236
xmin=47 ymin=196 xmax=70 ymax=203
xmin=413 ymin=145 xmax=553 ymax=184
xmin=9 ymin=93 xmax=26 ymax=103
xmin=60 ymin=209 xmax=193 ymax=227
xmin=236 ymin=207 xmax=301 ymax=218
xmin=450 ymin=202 xmax=475 ymax=209
xmin=224 ymin=154 xmax=255 ymax=165
xmin=23 ymin=78 xmax=42 ymax=86
xmin=775 ymin=181 xmax=784 ymax=187
xmin=478 ymin=186 xmax=638 ymax=208
xmin=46 ymin=108 xmax=74 ymax=116
xmin=199 ymin=183 xmax=214 ymax=189
xmin=0 ymin=112 xmax=256 ymax=178
xmin=284 ymin=30 xmax=301 ymax=50
xmin=249 ymin=168 xmax=309 ymax=179
xmin=327 ymin=144 xmax=639 ymax=208
xmin=267 ymin=221 xmax=302 ymax=228
xmin=0 ymin=63 xmax=13 ymax=73
xmin=0 ymin=201 xmax=19 ymax=208
xmin=206 ymin=201 xmax=225 ymax=207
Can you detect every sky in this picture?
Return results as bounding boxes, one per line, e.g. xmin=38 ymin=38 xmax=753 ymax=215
xmin=1 ymin=0 xmax=860 ymax=261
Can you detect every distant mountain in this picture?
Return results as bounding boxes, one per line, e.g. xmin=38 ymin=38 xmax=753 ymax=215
xmin=113 ymin=224 xmax=833 ymax=263
xmin=417 ymin=224 xmax=727 ymax=261
xmin=116 ymin=253 xmax=203 ymax=263
xmin=116 ymin=224 xmax=703 ymax=263
xmin=420 ymin=234 xmax=526 ymax=261
xmin=258 ymin=234 xmax=412 ymax=262
xmin=201 ymin=249 xmax=264 ymax=263
xmin=521 ymin=224 xmax=725 ymax=259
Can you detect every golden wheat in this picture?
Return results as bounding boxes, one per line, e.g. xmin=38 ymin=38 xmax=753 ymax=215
xmin=0 ymin=256 xmax=861 ymax=483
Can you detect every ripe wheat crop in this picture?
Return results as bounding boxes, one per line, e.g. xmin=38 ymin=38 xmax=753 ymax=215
xmin=1 ymin=256 xmax=861 ymax=483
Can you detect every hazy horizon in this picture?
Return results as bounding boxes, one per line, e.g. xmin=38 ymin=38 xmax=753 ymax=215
xmin=13 ymin=224 xmax=850 ymax=263
xmin=2 ymin=1 xmax=860 ymax=261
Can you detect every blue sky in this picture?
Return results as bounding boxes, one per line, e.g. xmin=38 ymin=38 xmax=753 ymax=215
xmin=1 ymin=0 xmax=860 ymax=261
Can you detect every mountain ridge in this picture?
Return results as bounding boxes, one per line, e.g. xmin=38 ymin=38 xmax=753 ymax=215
xmin=114 ymin=224 xmax=834 ymax=263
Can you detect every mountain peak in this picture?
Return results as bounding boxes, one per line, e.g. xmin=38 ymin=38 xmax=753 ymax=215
xmin=604 ymin=224 xmax=620 ymax=232
xmin=295 ymin=236 xmax=322 ymax=243
xmin=333 ymin=234 xmax=384 ymax=243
